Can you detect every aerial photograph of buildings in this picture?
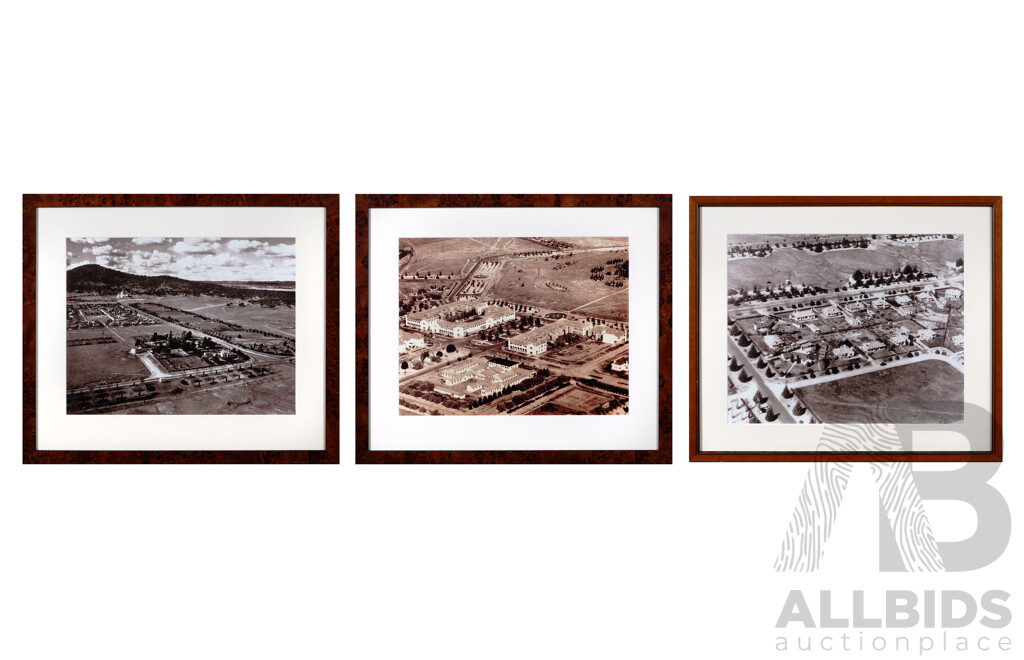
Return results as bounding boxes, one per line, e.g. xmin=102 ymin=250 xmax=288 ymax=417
xmin=726 ymin=233 xmax=965 ymax=424
xmin=66 ymin=237 xmax=296 ymax=415
xmin=398 ymin=237 xmax=629 ymax=416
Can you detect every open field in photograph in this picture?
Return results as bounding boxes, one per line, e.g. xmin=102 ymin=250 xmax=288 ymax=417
xmin=67 ymin=339 xmax=151 ymax=387
xmin=489 ymin=250 xmax=628 ymax=322
xmin=401 ymin=237 xmax=541 ymax=277
xmin=105 ymin=363 xmax=295 ymax=415
xmin=534 ymin=386 xmax=614 ymax=415
xmin=728 ymin=239 xmax=963 ymax=292
xmin=797 ymin=360 xmax=964 ymax=424
xmin=155 ymin=294 xmax=296 ymax=336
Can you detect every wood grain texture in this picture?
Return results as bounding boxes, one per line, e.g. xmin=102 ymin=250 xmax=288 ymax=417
xmin=689 ymin=196 xmax=1002 ymax=462
xmin=23 ymin=193 xmax=340 ymax=464
xmin=355 ymin=194 xmax=672 ymax=464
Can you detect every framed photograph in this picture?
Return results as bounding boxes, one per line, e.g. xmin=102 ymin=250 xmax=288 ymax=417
xmin=356 ymin=194 xmax=672 ymax=464
xmin=690 ymin=196 xmax=1001 ymax=462
xmin=23 ymin=194 xmax=340 ymax=464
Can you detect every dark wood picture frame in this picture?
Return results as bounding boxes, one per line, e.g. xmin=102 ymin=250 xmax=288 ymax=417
xmin=23 ymin=193 xmax=340 ymax=464
xmin=690 ymin=196 xmax=1002 ymax=462
xmin=356 ymin=194 xmax=672 ymax=464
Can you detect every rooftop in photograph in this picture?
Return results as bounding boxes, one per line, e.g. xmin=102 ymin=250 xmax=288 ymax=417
xmin=509 ymin=318 xmax=593 ymax=346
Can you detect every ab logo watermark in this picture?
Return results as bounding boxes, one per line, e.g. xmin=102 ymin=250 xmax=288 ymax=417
xmin=772 ymin=405 xmax=1013 ymax=653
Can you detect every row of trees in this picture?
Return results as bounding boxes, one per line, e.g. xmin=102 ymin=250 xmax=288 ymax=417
xmin=469 ymin=370 xmax=562 ymax=411
xmin=412 ymin=271 xmax=455 ymax=279
xmin=850 ymin=264 xmax=935 ymax=289
xmin=552 ymin=332 xmax=583 ymax=348
xmin=728 ymin=242 xmax=773 ymax=258
xmin=800 ymin=236 xmax=870 ymax=252
xmin=731 ymin=283 xmax=830 ymax=305
xmin=578 ymin=377 xmax=628 ymax=397
xmin=492 ymin=372 xmax=567 ymax=412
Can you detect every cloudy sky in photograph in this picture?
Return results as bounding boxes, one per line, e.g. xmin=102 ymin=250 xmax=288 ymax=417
xmin=66 ymin=237 xmax=296 ymax=281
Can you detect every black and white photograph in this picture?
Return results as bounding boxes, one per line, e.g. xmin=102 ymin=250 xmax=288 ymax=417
xmin=692 ymin=199 xmax=999 ymax=459
xmin=66 ymin=236 xmax=297 ymax=415
xmin=397 ymin=237 xmax=629 ymax=416
xmin=726 ymin=233 xmax=965 ymax=425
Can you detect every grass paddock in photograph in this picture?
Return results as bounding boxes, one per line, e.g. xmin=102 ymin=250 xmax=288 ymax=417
xmin=489 ymin=251 xmax=628 ymax=321
xmin=157 ymin=295 xmax=296 ymax=336
xmin=797 ymin=359 xmax=964 ymax=424
xmin=541 ymin=386 xmax=614 ymax=414
xmin=66 ymin=340 xmax=151 ymax=387
xmin=727 ymin=239 xmax=963 ymax=293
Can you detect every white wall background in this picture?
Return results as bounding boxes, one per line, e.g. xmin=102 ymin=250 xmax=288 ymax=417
xmin=0 ymin=2 xmax=1020 ymax=659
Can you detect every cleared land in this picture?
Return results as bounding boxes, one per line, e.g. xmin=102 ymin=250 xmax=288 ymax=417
xmin=159 ymin=294 xmax=297 ymax=336
xmin=402 ymin=237 xmax=540 ymax=277
xmin=105 ymin=363 xmax=295 ymax=415
xmin=798 ymin=360 xmax=964 ymax=424
xmin=534 ymin=386 xmax=615 ymax=415
xmin=67 ymin=339 xmax=151 ymax=387
xmin=67 ymin=323 xmax=183 ymax=386
xmin=552 ymin=237 xmax=628 ymax=248
xmin=728 ymin=240 xmax=963 ymax=292
xmin=489 ymin=251 xmax=628 ymax=321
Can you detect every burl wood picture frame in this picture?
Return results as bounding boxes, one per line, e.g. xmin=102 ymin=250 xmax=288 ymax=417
xmin=24 ymin=194 xmax=340 ymax=464
xmin=356 ymin=194 xmax=672 ymax=464
xmin=690 ymin=196 xmax=1002 ymax=462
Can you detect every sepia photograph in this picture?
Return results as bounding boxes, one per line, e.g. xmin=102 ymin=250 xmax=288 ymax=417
xmin=726 ymin=232 xmax=965 ymax=425
xmin=66 ymin=236 xmax=297 ymax=415
xmin=397 ymin=237 xmax=629 ymax=417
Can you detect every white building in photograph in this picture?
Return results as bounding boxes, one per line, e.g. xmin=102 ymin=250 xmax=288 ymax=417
xmin=506 ymin=318 xmax=594 ymax=356
xmin=405 ymin=301 xmax=515 ymax=338
xmin=601 ymin=328 xmax=626 ymax=344
xmin=833 ymin=345 xmax=855 ymax=358
xmin=821 ymin=305 xmax=843 ymax=319
xmin=399 ymin=332 xmax=426 ymax=354
xmin=794 ymin=344 xmax=816 ymax=359
xmin=610 ymin=356 xmax=629 ymax=373
xmin=592 ymin=324 xmax=627 ymax=344
xmin=433 ymin=356 xmax=533 ymax=399
xmin=791 ymin=309 xmax=817 ymax=322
